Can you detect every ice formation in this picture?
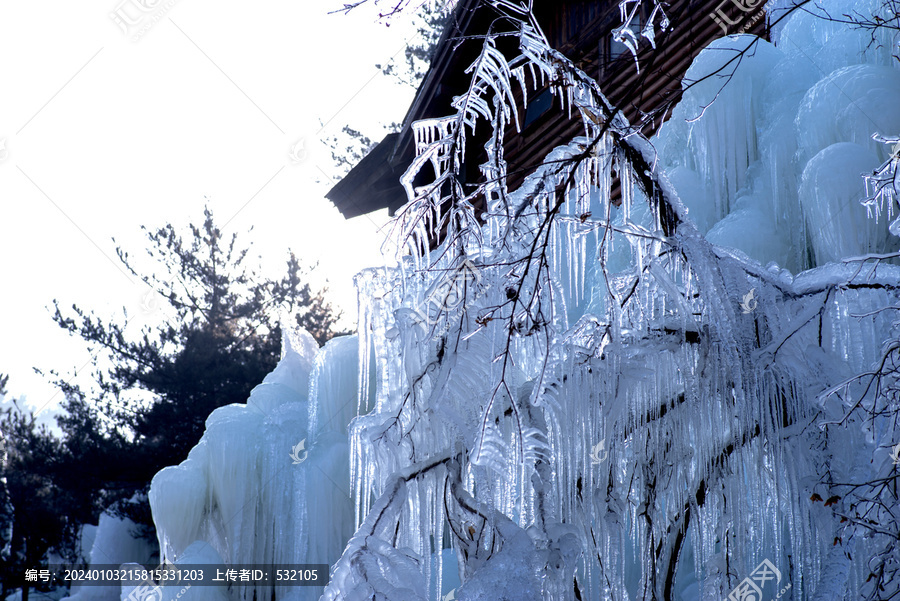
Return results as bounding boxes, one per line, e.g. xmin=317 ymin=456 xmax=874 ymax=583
xmin=654 ymin=26 xmax=900 ymax=271
xmin=140 ymin=1 xmax=900 ymax=600
xmin=147 ymin=326 xmax=359 ymax=601
xmin=61 ymin=512 xmax=156 ymax=601
xmin=322 ymin=1 xmax=900 ymax=600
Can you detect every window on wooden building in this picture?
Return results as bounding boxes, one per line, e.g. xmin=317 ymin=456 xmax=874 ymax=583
xmin=524 ymin=88 xmax=554 ymax=128
xmin=601 ymin=12 xmax=643 ymax=77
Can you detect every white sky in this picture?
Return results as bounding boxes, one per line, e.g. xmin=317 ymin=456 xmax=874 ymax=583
xmin=0 ymin=0 xmax=419 ymax=417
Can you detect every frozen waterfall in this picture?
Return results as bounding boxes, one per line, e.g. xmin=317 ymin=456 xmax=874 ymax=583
xmin=148 ymin=326 xmax=359 ymax=601
xmin=142 ymin=1 xmax=900 ymax=600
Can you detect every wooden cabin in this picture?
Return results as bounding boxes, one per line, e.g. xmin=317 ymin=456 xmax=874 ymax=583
xmin=326 ymin=0 xmax=768 ymax=219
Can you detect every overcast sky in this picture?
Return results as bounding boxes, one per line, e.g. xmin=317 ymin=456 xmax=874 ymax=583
xmin=0 ymin=1 xmax=420 ymax=416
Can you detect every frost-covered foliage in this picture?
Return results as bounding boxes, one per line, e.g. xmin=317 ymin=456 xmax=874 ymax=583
xmin=324 ymin=1 xmax=900 ymax=600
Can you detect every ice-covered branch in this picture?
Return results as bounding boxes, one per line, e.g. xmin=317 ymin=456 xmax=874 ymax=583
xmin=864 ymin=134 xmax=900 ymax=237
xmin=339 ymin=2 xmax=900 ymax=600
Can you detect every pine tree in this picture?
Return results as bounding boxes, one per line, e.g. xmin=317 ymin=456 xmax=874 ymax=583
xmin=49 ymin=207 xmax=344 ymax=532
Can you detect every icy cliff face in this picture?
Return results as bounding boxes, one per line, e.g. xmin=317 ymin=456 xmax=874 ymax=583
xmin=148 ymin=326 xmax=358 ymax=601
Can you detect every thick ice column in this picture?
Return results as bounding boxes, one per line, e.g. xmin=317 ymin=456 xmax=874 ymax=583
xmin=149 ymin=443 xmax=209 ymax=563
xmin=799 ymin=142 xmax=891 ymax=263
xmin=309 ymin=335 xmax=359 ymax=441
xmin=147 ymin=324 xmax=363 ymax=601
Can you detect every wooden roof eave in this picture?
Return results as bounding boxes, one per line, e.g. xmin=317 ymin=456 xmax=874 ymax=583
xmin=326 ymin=0 xmax=483 ymax=220
xmin=390 ymin=0 xmax=483 ymax=166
